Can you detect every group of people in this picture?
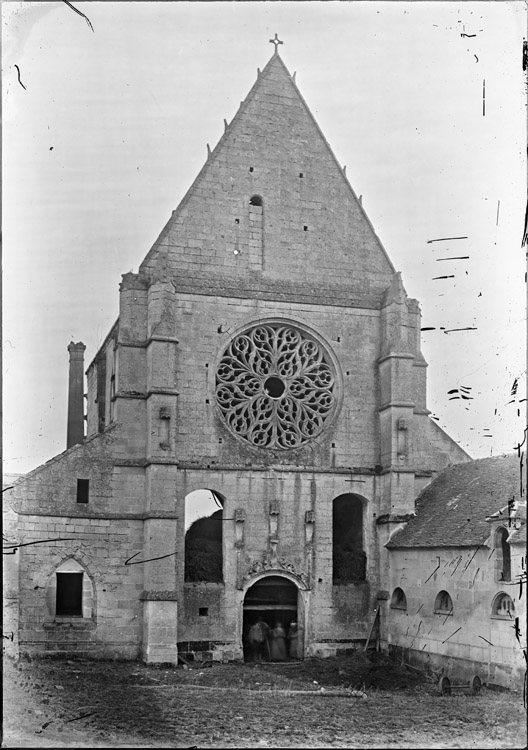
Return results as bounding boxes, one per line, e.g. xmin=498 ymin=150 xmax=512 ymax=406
xmin=246 ymin=619 xmax=302 ymax=661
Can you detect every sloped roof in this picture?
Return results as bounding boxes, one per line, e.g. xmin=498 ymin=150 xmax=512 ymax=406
xmin=386 ymin=454 xmax=521 ymax=549
xmin=140 ymin=50 xmax=396 ymax=296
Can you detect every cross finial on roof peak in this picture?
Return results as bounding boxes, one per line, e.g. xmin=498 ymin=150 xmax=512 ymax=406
xmin=269 ymin=33 xmax=284 ymax=53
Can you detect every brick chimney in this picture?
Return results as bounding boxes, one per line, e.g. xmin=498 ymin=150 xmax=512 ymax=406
xmin=67 ymin=341 xmax=86 ymax=448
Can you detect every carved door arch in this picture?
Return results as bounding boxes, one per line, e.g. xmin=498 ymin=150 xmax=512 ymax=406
xmin=242 ymin=573 xmax=305 ymax=661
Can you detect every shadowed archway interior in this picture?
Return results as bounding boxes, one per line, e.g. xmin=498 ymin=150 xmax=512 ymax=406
xmin=243 ymin=576 xmax=298 ymax=661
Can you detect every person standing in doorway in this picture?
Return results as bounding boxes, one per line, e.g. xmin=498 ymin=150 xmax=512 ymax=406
xmin=247 ymin=619 xmax=270 ymax=661
xmin=287 ymin=620 xmax=302 ymax=659
xmin=269 ymin=621 xmax=288 ymax=661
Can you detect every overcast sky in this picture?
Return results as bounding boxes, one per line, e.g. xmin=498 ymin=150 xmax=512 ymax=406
xmin=3 ymin=1 xmax=526 ymax=475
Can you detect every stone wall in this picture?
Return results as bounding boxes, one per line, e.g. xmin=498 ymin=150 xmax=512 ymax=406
xmin=16 ymin=514 xmax=144 ymax=659
xmin=386 ymin=545 xmax=525 ymax=688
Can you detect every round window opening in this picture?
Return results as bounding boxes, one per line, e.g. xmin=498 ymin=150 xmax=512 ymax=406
xmin=215 ymin=322 xmax=339 ymax=449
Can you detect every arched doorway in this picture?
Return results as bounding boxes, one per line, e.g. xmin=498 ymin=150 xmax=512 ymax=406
xmin=242 ymin=575 xmax=299 ymax=661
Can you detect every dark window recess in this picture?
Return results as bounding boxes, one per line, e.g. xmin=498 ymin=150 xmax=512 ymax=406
xmin=434 ymin=590 xmax=453 ymax=614
xmin=76 ymin=478 xmax=89 ymax=504
xmin=497 ymin=527 xmax=511 ymax=581
xmin=303 ymin=225 xmax=308 ymax=231
xmin=299 ymin=172 xmax=304 ymax=178
xmin=333 ymin=494 xmax=366 ymax=583
xmin=391 ymin=587 xmax=407 ymax=610
xmin=199 ymin=607 xmax=209 ymax=617
xmin=249 ymin=167 xmax=254 ymax=172
xmin=185 ymin=509 xmax=223 ymax=582
xmin=249 ymin=195 xmax=263 ymax=207
xmin=56 ymin=572 xmax=83 ymax=616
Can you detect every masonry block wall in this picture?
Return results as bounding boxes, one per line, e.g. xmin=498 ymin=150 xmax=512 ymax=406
xmin=387 ymin=545 xmax=525 ymax=689
xmin=8 ymin=50 xmax=472 ymax=663
xmin=17 ymin=515 xmax=143 ymax=658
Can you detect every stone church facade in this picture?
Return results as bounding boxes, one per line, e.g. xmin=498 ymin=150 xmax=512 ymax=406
xmin=8 ymin=48 xmax=474 ymax=666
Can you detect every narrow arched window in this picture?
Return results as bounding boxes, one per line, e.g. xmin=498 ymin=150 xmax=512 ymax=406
xmin=332 ymin=494 xmax=366 ymax=583
xmin=248 ymin=196 xmax=264 ymax=263
xmin=495 ymin=527 xmax=511 ymax=582
xmin=390 ymin=587 xmax=407 ymax=610
xmin=184 ymin=489 xmax=224 ymax=582
xmin=491 ymin=592 xmax=515 ymax=618
xmin=434 ymin=590 xmax=453 ymax=615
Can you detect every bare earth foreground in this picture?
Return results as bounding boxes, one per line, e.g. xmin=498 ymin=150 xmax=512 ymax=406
xmin=2 ymin=651 xmax=526 ymax=749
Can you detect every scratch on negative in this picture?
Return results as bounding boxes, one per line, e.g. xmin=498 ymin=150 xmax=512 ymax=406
xmin=442 ymin=627 xmax=461 ymax=644
xmin=62 ymin=0 xmax=94 ymax=32
xmin=14 ymin=65 xmax=26 ymax=90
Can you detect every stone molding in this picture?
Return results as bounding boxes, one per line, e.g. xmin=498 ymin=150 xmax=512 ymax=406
xmin=140 ymin=590 xmax=178 ymax=601
xmin=239 ymin=556 xmax=309 ymax=589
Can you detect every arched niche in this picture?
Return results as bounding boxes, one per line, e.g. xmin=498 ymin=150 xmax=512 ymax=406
xmin=491 ymin=592 xmax=515 ymax=618
xmin=434 ymin=590 xmax=453 ymax=615
xmin=390 ymin=587 xmax=407 ymax=611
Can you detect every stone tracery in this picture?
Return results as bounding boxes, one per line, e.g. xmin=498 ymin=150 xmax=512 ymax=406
xmin=215 ymin=323 xmax=337 ymax=449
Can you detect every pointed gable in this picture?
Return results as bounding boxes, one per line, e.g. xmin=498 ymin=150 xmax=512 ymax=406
xmin=141 ymin=52 xmax=396 ymax=307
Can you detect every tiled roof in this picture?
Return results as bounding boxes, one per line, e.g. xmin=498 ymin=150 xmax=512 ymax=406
xmin=386 ymin=454 xmax=521 ymax=549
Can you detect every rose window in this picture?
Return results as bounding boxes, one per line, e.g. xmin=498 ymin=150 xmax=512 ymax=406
xmin=215 ymin=323 xmax=338 ymax=449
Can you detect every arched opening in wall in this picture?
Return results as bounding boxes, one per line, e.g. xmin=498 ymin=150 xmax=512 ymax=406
xmin=434 ymin=590 xmax=453 ymax=615
xmin=248 ymin=196 xmax=264 ymax=262
xmin=390 ymin=587 xmax=407 ymax=611
xmin=243 ymin=576 xmax=300 ymax=662
xmin=184 ymin=489 xmax=224 ymax=582
xmin=332 ymin=494 xmax=366 ymax=583
xmin=491 ymin=592 xmax=515 ymax=618
xmin=495 ymin=527 xmax=511 ymax=582
xmin=46 ymin=558 xmax=94 ymax=620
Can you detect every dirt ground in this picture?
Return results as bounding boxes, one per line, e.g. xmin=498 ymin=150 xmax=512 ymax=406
xmin=2 ymin=650 xmax=526 ymax=749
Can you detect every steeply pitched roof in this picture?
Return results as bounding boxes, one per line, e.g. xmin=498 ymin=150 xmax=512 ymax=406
xmin=140 ymin=51 xmax=396 ymax=301
xmin=386 ymin=454 xmax=521 ymax=549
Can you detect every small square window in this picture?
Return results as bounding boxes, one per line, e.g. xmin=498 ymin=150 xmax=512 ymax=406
xmin=199 ymin=607 xmax=209 ymax=617
xmin=76 ymin=478 xmax=89 ymax=504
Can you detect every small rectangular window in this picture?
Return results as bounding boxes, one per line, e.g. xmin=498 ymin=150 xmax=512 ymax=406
xmin=56 ymin=572 xmax=83 ymax=616
xmin=199 ymin=607 xmax=209 ymax=617
xmin=76 ymin=478 xmax=89 ymax=504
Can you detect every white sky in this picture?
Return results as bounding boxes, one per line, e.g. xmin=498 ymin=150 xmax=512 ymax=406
xmin=3 ymin=1 xmax=526 ymax=475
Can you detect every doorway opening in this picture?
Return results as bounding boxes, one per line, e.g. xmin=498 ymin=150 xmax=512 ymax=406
xmin=242 ymin=575 xmax=300 ymax=661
